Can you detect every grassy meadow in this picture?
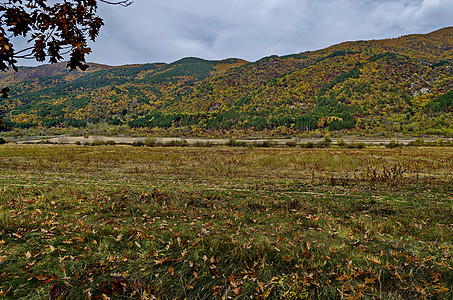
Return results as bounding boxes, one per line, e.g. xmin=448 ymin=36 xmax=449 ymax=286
xmin=0 ymin=144 xmax=452 ymax=299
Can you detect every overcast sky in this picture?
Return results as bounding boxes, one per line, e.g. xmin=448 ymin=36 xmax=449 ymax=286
xmin=15 ymin=0 xmax=453 ymax=66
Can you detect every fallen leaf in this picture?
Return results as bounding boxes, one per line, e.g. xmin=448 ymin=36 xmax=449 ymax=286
xmin=369 ymin=257 xmax=381 ymax=265
xmin=43 ymin=277 xmax=55 ymax=284
xmin=75 ymin=236 xmax=84 ymax=243
xmin=435 ymin=286 xmax=450 ymax=294
xmin=365 ymin=277 xmax=376 ymax=284
xmin=212 ymin=285 xmax=221 ymax=296
xmin=35 ymin=275 xmax=51 ymax=281
xmin=153 ymin=256 xmax=171 ymax=266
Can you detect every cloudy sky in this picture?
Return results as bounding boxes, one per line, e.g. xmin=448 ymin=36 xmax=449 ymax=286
xmin=16 ymin=0 xmax=453 ymax=66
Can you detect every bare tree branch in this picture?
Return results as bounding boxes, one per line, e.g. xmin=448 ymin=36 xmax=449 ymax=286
xmin=99 ymin=0 xmax=133 ymax=7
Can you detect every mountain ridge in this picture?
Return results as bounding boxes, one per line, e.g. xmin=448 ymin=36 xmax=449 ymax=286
xmin=1 ymin=27 xmax=452 ymax=136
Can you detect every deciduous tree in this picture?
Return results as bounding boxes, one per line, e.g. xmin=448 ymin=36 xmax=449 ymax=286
xmin=0 ymin=0 xmax=132 ymax=98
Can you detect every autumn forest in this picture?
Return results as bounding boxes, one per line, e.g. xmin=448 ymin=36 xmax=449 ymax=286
xmin=0 ymin=27 xmax=452 ymax=137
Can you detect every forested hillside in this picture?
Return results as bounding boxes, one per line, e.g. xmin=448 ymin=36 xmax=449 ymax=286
xmin=1 ymin=27 xmax=452 ymax=136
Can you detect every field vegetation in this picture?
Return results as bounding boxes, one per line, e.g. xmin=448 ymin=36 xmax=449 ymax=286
xmin=0 ymin=145 xmax=452 ymax=299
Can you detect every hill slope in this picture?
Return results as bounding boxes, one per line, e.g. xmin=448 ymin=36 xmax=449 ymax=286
xmin=1 ymin=27 xmax=452 ymax=135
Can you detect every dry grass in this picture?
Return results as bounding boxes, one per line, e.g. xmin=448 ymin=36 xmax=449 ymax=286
xmin=0 ymin=145 xmax=452 ymax=299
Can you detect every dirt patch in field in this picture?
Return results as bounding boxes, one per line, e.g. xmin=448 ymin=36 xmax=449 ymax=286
xmin=12 ymin=135 xmax=452 ymax=146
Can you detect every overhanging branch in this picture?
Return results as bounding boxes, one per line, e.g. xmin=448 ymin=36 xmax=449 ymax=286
xmin=99 ymin=0 xmax=133 ymax=7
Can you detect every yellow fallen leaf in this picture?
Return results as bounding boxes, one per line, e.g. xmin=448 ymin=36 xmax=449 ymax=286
xmin=435 ymin=286 xmax=450 ymax=293
xmin=75 ymin=236 xmax=84 ymax=243
xmin=26 ymin=252 xmax=32 ymax=259
xmin=232 ymin=287 xmax=241 ymax=295
xmin=369 ymin=257 xmax=381 ymax=265
xmin=365 ymin=277 xmax=376 ymax=284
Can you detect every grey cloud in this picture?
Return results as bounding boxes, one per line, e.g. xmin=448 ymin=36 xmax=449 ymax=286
xmin=12 ymin=0 xmax=453 ymax=66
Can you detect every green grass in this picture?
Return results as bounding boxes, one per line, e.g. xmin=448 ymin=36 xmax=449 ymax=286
xmin=0 ymin=145 xmax=452 ymax=299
